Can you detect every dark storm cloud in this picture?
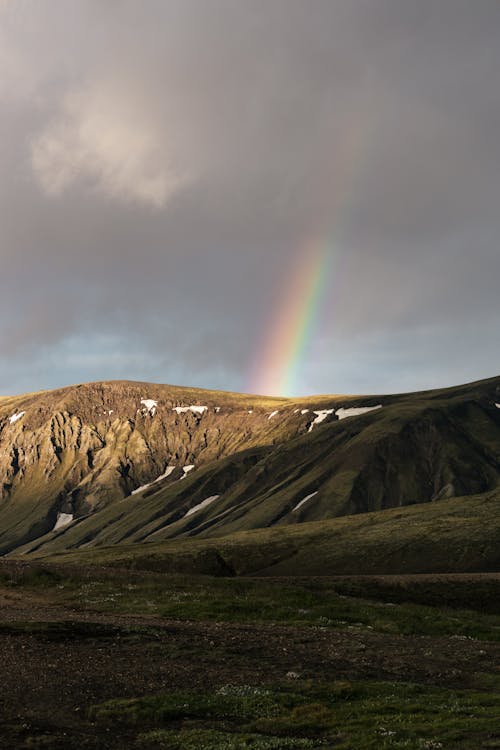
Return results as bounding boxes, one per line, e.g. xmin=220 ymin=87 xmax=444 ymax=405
xmin=1 ymin=0 xmax=499 ymax=395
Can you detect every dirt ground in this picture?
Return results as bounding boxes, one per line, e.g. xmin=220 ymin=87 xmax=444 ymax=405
xmin=0 ymin=584 xmax=499 ymax=749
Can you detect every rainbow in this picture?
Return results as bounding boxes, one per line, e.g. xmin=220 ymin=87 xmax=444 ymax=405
xmin=249 ymin=116 xmax=371 ymax=397
xmin=249 ymin=242 xmax=332 ymax=396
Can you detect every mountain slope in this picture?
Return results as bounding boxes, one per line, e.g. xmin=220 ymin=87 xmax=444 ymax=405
xmin=5 ymin=375 xmax=500 ymax=559
xmin=0 ymin=380 xmax=322 ymax=553
xmin=24 ymin=489 xmax=500 ymax=576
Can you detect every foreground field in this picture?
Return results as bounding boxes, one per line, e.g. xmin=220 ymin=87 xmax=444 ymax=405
xmin=0 ymin=563 xmax=499 ymax=749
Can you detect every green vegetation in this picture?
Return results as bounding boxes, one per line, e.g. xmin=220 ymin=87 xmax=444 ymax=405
xmin=92 ymin=680 xmax=500 ymax=749
xmin=1 ymin=559 xmax=499 ymax=748
xmin=138 ymin=730 xmax=316 ymax=749
xmin=3 ymin=563 xmax=500 ymax=641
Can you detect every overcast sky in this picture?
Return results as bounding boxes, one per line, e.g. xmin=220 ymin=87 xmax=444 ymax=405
xmin=1 ymin=0 xmax=499 ymax=397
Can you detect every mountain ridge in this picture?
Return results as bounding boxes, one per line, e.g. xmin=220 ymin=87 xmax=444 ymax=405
xmin=0 ymin=375 xmax=499 ymax=565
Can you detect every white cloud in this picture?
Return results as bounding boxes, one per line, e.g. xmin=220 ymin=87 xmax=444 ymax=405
xmin=30 ymin=81 xmax=190 ymax=208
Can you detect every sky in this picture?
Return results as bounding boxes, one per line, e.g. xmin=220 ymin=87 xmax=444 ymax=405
xmin=1 ymin=0 xmax=499 ymax=397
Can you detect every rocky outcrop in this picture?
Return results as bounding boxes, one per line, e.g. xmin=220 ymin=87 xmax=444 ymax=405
xmin=0 ymin=381 xmax=322 ymax=551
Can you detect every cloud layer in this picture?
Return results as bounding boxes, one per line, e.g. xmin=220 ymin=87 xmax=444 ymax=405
xmin=1 ymin=0 xmax=499 ymax=395
xmin=31 ymin=82 xmax=189 ymax=207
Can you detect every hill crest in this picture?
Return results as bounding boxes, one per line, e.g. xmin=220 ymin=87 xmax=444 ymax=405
xmin=0 ymin=376 xmax=499 ymax=562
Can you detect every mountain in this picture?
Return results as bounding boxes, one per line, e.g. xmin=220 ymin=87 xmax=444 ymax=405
xmin=0 ymin=380 xmax=308 ymax=553
xmin=1 ymin=376 xmax=499 ymax=568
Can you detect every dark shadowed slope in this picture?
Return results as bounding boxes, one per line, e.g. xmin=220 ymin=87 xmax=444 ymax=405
xmin=23 ymin=489 xmax=500 ymax=576
xmin=4 ymin=376 xmax=499 ymax=563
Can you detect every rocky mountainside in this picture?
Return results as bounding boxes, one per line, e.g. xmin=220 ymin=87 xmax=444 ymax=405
xmin=0 ymin=380 xmax=350 ymax=553
xmin=1 ymin=376 xmax=499 ymax=557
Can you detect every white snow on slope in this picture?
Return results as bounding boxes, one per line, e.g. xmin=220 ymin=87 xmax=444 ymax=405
xmin=181 ymin=464 xmax=195 ymax=479
xmin=495 ymin=403 xmax=500 ymax=409
xmin=131 ymin=482 xmax=151 ymax=496
xmin=308 ymin=409 xmax=335 ymax=432
xmin=301 ymin=409 xmax=309 ymax=415
xmin=173 ymin=405 xmax=208 ymax=415
xmin=141 ymin=399 xmax=158 ymax=415
xmin=336 ymin=405 xmax=382 ymax=420
xmin=53 ymin=512 xmax=73 ymax=530
xmin=268 ymin=410 xmax=279 ymax=419
xmin=215 ymin=407 xmax=221 ymax=413
xmin=8 ymin=411 xmax=25 ymax=424
xmin=184 ymin=495 xmax=220 ymax=518
xmin=131 ymin=465 xmax=176 ymax=495
xmin=157 ymin=465 xmax=176 ymax=481
xmin=293 ymin=491 xmax=318 ymax=512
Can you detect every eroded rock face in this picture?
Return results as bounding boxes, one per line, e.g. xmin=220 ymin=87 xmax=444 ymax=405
xmin=4 ymin=376 xmax=498 ymax=557
xmin=0 ymin=381 xmax=313 ymax=527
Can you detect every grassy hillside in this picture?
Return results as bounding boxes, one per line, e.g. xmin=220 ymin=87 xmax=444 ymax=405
xmin=25 ymin=488 xmax=500 ymax=576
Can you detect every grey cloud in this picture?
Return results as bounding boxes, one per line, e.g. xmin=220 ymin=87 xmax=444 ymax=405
xmin=0 ymin=0 xmax=499 ymax=396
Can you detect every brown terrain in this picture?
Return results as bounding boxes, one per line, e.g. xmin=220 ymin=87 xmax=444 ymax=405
xmin=0 ymin=566 xmax=499 ymax=749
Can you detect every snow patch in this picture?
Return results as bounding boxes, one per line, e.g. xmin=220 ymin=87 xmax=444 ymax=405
xmin=131 ymin=465 xmax=176 ymax=495
xmin=173 ymin=405 xmax=208 ymax=415
xmin=53 ymin=512 xmax=73 ymax=530
xmin=184 ymin=495 xmax=220 ymax=518
xmin=8 ymin=411 xmax=25 ymax=424
xmin=141 ymin=399 xmax=158 ymax=416
xmin=268 ymin=410 xmax=279 ymax=419
xmin=336 ymin=405 xmax=382 ymax=420
xmin=131 ymin=482 xmax=151 ymax=496
xmin=293 ymin=409 xmax=299 ymax=414
xmin=215 ymin=406 xmax=221 ymax=413
xmin=248 ymin=410 xmax=253 ymax=414
xmin=495 ymin=403 xmax=500 ymax=409
xmin=293 ymin=491 xmax=318 ymax=512
xmin=156 ymin=465 xmax=176 ymax=481
xmin=301 ymin=409 xmax=309 ymax=415
xmin=308 ymin=409 xmax=335 ymax=432
xmin=181 ymin=464 xmax=195 ymax=479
